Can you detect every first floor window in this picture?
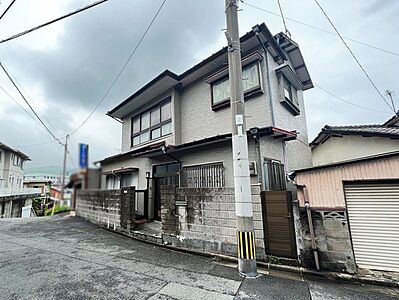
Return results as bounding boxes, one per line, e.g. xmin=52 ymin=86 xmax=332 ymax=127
xmin=180 ymin=162 xmax=224 ymax=188
xmin=264 ymin=159 xmax=286 ymax=191
xmin=106 ymin=175 xmax=120 ymax=189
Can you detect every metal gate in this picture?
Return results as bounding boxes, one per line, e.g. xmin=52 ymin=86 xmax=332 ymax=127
xmin=344 ymin=181 xmax=399 ymax=272
xmin=261 ymin=191 xmax=297 ymax=258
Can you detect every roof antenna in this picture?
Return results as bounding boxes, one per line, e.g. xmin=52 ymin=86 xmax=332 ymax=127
xmin=277 ymin=0 xmax=291 ymax=38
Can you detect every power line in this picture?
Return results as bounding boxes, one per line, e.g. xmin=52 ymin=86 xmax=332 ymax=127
xmin=0 ymin=0 xmax=109 ymax=44
xmin=0 ymin=62 xmax=64 ymax=145
xmin=240 ymin=0 xmax=399 ymax=58
xmin=9 ymin=73 xmax=65 ymax=137
xmin=313 ymin=0 xmax=398 ymax=118
xmin=315 ymin=83 xmax=390 ymax=114
xmin=13 ymin=140 xmax=56 ymax=148
xmin=276 ymin=0 xmax=290 ymax=37
xmin=0 ymin=84 xmax=40 ymax=125
xmin=0 ymin=0 xmax=16 ymax=21
xmin=69 ymin=0 xmax=168 ymax=136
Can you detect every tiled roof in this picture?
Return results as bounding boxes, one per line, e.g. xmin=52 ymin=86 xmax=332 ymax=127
xmin=310 ymin=125 xmax=399 ymax=146
xmin=324 ymin=125 xmax=399 ymax=136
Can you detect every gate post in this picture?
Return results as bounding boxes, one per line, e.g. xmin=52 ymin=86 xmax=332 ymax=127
xmin=120 ymin=187 xmax=136 ymax=233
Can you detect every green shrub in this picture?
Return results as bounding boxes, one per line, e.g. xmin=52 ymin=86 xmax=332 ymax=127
xmin=45 ymin=205 xmax=70 ymax=216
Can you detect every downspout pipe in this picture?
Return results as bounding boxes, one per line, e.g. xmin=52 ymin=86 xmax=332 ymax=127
xmin=162 ymin=146 xmax=182 ymax=187
xmin=253 ymin=26 xmax=276 ymax=127
xmin=250 ymin=127 xmax=264 ymax=191
xmin=296 ymin=183 xmax=320 ymax=271
xmin=161 ymin=146 xmax=181 ymax=165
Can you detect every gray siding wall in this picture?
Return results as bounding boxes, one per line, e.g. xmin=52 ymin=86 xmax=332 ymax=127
xmin=179 ymin=48 xmax=273 ymax=144
xmin=266 ymin=53 xmax=312 ymax=170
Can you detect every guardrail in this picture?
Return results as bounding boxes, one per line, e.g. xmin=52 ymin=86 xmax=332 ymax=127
xmin=0 ymin=187 xmax=42 ymax=197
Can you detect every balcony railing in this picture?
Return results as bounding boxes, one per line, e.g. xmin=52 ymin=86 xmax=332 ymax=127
xmin=0 ymin=187 xmax=42 ymax=197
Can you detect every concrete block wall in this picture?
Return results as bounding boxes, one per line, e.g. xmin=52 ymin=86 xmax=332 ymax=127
xmin=161 ymin=185 xmax=266 ymax=260
xmin=298 ymin=210 xmax=356 ymax=273
xmin=76 ymin=187 xmax=135 ymax=233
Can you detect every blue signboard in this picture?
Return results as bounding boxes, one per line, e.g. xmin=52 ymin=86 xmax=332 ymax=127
xmin=79 ymin=143 xmax=89 ymax=169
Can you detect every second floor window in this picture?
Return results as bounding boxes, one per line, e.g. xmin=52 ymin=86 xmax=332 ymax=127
xmin=131 ymin=99 xmax=172 ymax=147
xmin=283 ymin=75 xmax=298 ymax=106
xmin=211 ymin=62 xmax=261 ymax=106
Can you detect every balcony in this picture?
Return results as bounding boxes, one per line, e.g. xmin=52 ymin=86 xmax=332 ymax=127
xmin=0 ymin=187 xmax=42 ymax=198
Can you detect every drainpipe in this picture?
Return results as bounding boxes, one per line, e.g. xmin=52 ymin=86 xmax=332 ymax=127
xmin=161 ymin=146 xmax=182 ymax=187
xmin=253 ymin=26 xmax=276 ymax=127
xmin=111 ymin=170 xmax=120 ymax=189
xmin=250 ymin=128 xmax=264 ymax=190
xmin=300 ymin=184 xmax=320 ymax=271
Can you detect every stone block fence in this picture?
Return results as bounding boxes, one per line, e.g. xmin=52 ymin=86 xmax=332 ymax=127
xmin=161 ymin=185 xmax=266 ymax=260
xmin=76 ymin=187 xmax=135 ymax=233
xmin=296 ymin=208 xmax=356 ymax=273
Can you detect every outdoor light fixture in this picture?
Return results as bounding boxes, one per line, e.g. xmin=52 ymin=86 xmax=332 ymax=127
xmin=250 ymin=127 xmax=259 ymax=139
xmin=145 ymin=171 xmax=150 ymax=179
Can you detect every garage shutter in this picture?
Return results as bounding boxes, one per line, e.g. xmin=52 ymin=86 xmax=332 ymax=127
xmin=344 ymin=182 xmax=399 ymax=272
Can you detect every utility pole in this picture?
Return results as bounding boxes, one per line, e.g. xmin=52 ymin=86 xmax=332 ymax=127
xmin=52 ymin=135 xmax=68 ymax=215
xmin=225 ymin=0 xmax=257 ymax=277
xmin=61 ymin=135 xmax=68 ymax=201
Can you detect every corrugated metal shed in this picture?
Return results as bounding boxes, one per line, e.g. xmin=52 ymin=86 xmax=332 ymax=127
xmin=295 ymin=152 xmax=399 ymax=209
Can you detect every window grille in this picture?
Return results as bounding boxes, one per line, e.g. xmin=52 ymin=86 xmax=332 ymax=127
xmin=180 ymin=162 xmax=224 ymax=188
xmin=264 ymin=159 xmax=286 ymax=191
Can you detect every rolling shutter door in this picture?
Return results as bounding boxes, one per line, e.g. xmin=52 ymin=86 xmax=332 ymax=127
xmin=344 ymin=182 xmax=399 ymax=272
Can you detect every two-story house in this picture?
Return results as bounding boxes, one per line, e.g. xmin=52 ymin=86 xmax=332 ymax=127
xmin=98 ymin=23 xmax=313 ymax=221
xmin=0 ymin=142 xmax=29 ymax=190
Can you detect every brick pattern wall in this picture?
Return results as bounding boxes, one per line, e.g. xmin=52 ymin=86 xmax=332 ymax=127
xmin=161 ymin=185 xmax=266 ymax=260
xmin=76 ymin=187 xmax=135 ymax=233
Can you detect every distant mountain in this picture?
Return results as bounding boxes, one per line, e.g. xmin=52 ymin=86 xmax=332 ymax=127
xmin=24 ymin=165 xmax=75 ymax=176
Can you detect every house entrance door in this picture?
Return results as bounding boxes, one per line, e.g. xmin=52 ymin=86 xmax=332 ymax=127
xmin=153 ymin=162 xmax=180 ymax=221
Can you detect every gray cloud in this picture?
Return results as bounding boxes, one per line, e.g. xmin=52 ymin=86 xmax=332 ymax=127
xmin=0 ymin=0 xmax=397 ymax=171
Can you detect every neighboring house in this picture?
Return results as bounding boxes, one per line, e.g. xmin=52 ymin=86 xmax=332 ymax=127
xmin=24 ymin=174 xmax=61 ymax=186
xmin=98 ymin=23 xmax=314 ymax=222
xmin=294 ymin=113 xmax=399 ymax=274
xmin=23 ymin=179 xmax=52 ymax=194
xmin=0 ymin=143 xmax=41 ymax=218
xmin=310 ymin=114 xmax=399 ymax=166
xmin=0 ymin=142 xmax=30 ymax=190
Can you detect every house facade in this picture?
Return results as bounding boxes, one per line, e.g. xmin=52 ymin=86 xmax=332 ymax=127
xmin=310 ymin=114 xmax=399 ymax=166
xmin=0 ymin=142 xmax=29 ymax=190
xmin=99 ymin=23 xmax=313 ymax=221
xmin=294 ymin=114 xmax=399 ymax=273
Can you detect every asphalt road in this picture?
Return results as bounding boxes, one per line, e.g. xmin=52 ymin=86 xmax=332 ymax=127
xmin=0 ymin=215 xmax=398 ymax=300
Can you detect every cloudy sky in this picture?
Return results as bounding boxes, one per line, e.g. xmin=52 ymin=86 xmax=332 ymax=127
xmin=0 ymin=0 xmax=397 ymax=172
